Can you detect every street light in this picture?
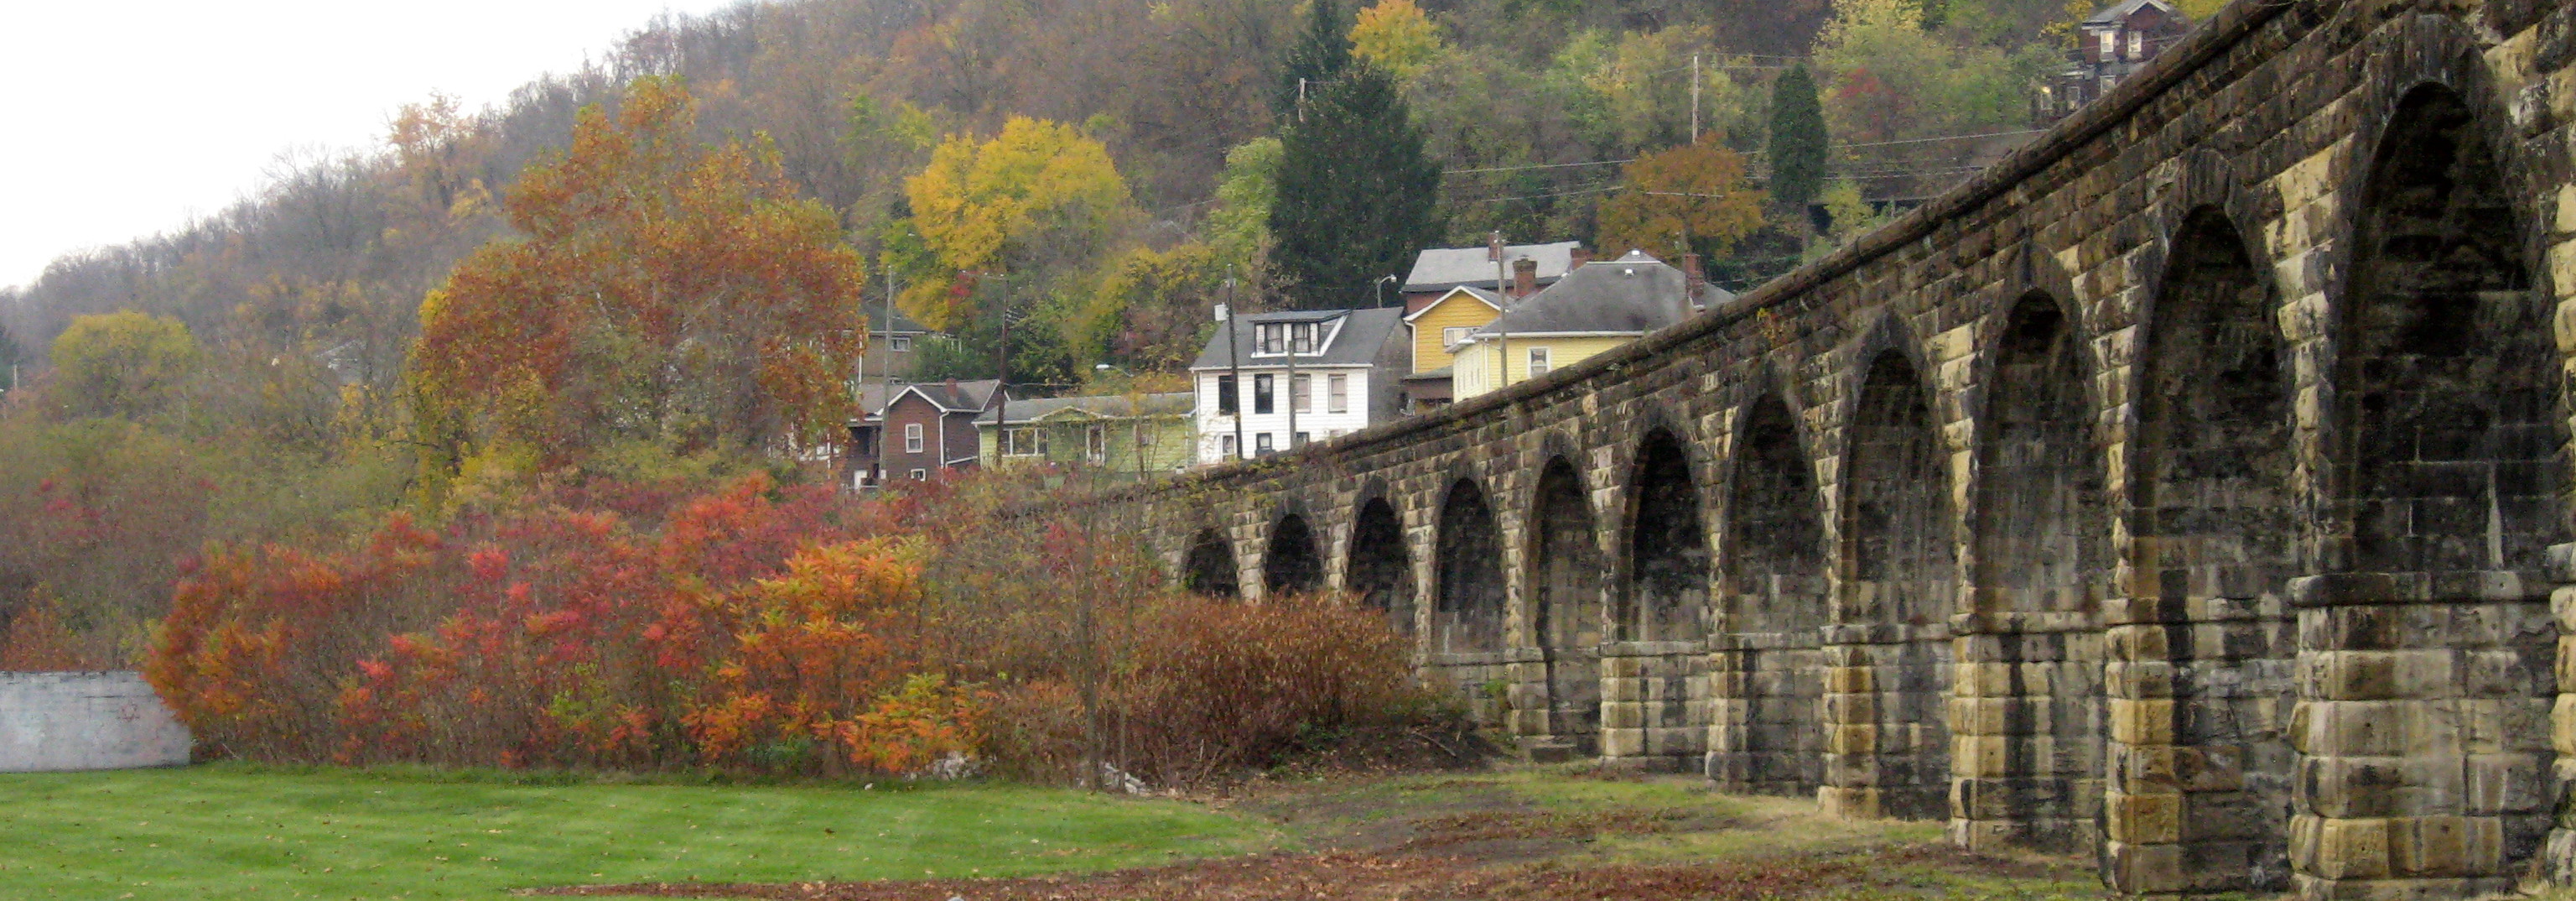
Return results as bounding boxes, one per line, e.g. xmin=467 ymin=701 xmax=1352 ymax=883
xmin=1374 ymin=274 xmax=1400 ymax=309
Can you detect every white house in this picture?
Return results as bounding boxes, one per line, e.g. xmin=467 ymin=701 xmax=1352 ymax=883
xmin=1188 ymin=308 xmax=1408 ymax=464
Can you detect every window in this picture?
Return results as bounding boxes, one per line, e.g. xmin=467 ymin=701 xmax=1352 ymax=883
xmin=1137 ymin=422 xmax=1155 ymax=445
xmin=1292 ymin=373 xmax=1311 ymax=414
xmin=1221 ymin=435 xmax=1238 ymax=457
xmin=1257 ymin=323 xmax=1283 ymax=354
xmin=1216 ymin=375 xmax=1238 ymax=415
xmin=1005 ymin=427 xmax=1041 ymax=456
xmin=904 ymin=423 xmax=924 ymax=453
xmin=1327 ymin=374 xmax=1348 ymax=414
xmin=1291 ymin=322 xmax=1316 ymax=353
xmin=2097 ymin=29 xmax=2113 ymax=59
xmin=2126 ymin=29 xmax=2142 ymax=60
xmin=1086 ymin=424 xmax=1106 ymax=462
xmin=1442 ymin=326 xmax=1472 ymax=347
xmin=1528 ymin=347 xmax=1551 ymax=378
xmin=1255 ymin=433 xmax=1275 ymax=456
xmin=1294 ymin=431 xmax=1310 ymax=448
xmin=1259 ymin=321 xmax=1321 ymax=354
xmin=1254 ymin=374 xmax=1275 ymax=414
xmin=889 ymin=336 xmax=912 ymax=352
xmin=910 ymin=468 xmax=927 ymax=481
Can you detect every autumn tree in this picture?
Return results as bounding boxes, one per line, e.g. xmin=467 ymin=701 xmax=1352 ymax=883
xmin=1270 ymin=64 xmax=1442 ymax=310
xmin=1203 ymin=138 xmax=1282 ymax=277
xmin=899 ymin=117 xmax=1136 ymax=331
xmin=1349 ymin=0 xmax=1446 ymax=81
xmin=49 ymin=312 xmax=201 ymax=421
xmin=1593 ymin=142 xmax=1766 ymax=261
xmin=408 ymin=76 xmax=866 ymax=473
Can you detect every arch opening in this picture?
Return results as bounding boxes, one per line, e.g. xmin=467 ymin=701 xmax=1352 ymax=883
xmin=2129 ymin=206 xmax=2298 ymax=890
xmin=1625 ymin=430 xmax=1711 ymax=643
xmin=1183 ymin=529 xmax=1239 ymax=599
xmin=1344 ymin=497 xmax=1413 ymax=628
xmin=1530 ymin=458 xmax=1603 ymax=753
xmin=1711 ymin=393 xmax=1827 ymax=796
xmin=2319 ymin=83 xmax=2563 ymax=882
xmin=1831 ymin=351 xmax=1954 ymax=820
xmin=1264 ymin=513 xmax=1322 ymax=596
xmin=1963 ymin=293 xmax=2109 ymax=852
xmin=1434 ymin=479 xmax=1506 ymax=656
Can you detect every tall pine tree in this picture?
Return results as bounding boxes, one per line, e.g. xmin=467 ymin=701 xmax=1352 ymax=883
xmin=1275 ymin=0 xmax=1354 ymax=117
xmin=1766 ymin=63 xmax=1831 ymax=232
xmin=1270 ymin=63 xmax=1442 ymax=310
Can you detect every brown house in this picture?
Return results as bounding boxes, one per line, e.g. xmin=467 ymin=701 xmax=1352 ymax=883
xmin=849 ymin=378 xmax=1003 ymax=487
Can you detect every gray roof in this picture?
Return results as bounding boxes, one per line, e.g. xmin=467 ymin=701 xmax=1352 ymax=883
xmin=977 ymin=392 xmax=1194 ymax=425
xmin=1465 ymin=251 xmax=1732 ymax=341
xmin=887 ymin=378 xmax=1002 ymax=414
xmin=2085 ymin=0 xmax=2172 ymax=26
xmin=1188 ymin=308 xmax=1405 ymax=371
xmin=1403 ymin=241 xmax=1583 ymax=294
xmin=865 ymin=305 xmax=932 ymax=335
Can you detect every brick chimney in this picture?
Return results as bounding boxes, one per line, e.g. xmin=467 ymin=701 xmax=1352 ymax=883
xmin=1512 ymin=258 xmax=1539 ymax=298
xmin=1568 ymin=246 xmax=1592 ymax=268
xmin=1680 ymin=253 xmax=1705 ymax=305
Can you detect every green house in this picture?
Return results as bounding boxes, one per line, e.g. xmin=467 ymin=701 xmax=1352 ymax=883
xmin=976 ymin=392 xmax=1197 ymax=479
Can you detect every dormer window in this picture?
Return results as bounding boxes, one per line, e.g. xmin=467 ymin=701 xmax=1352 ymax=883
xmin=1254 ymin=320 xmax=1331 ymax=356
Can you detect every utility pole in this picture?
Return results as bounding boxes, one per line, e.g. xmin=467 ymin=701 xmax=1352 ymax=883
xmin=1492 ymin=231 xmax=1510 ymax=393
xmin=883 ymin=263 xmax=899 ymax=384
xmin=985 ymin=273 xmax=1013 ymax=461
xmin=1690 ymin=54 xmax=1701 ymax=144
xmin=1223 ymin=268 xmax=1247 ymax=461
xmin=1298 ymin=78 xmax=1309 ymax=122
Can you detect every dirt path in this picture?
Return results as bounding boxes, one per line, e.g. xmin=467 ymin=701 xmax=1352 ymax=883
xmin=540 ymin=769 xmax=2101 ymax=901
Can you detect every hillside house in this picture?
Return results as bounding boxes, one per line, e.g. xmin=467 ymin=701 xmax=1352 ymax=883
xmin=2039 ymin=0 xmax=2192 ymax=122
xmin=1189 ymin=308 xmax=1406 ymax=464
xmin=977 ymin=392 xmax=1195 ymax=477
xmin=1452 ymin=250 xmax=1731 ymax=401
xmin=1400 ymin=284 xmax=1503 ymax=410
xmin=1400 ymin=240 xmax=1587 ymax=312
xmin=850 ymin=378 xmax=1002 ymax=485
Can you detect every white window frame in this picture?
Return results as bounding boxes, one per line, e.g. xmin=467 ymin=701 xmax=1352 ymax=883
xmin=1291 ymin=373 xmax=1311 ymax=414
xmin=2126 ymin=29 xmax=2142 ymax=60
xmin=1528 ymin=347 xmax=1551 ymax=378
xmin=1327 ymin=374 xmax=1348 ymax=414
xmin=890 ymin=335 xmax=912 ymax=352
xmin=1221 ymin=435 xmax=1238 ymax=457
xmin=1256 ymin=322 xmax=1283 ymax=354
xmin=1254 ymin=373 xmax=1275 ymax=414
xmin=1005 ymin=427 xmax=1042 ymax=456
xmin=904 ymin=423 xmax=924 ymax=453
xmin=1085 ymin=424 xmax=1106 ymax=462
xmin=1255 ymin=433 xmax=1275 ymax=456
xmin=1442 ymin=326 xmax=1471 ymax=347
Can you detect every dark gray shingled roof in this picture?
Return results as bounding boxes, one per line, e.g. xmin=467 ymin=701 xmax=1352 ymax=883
xmin=1187 ymin=308 xmax=1405 ymax=370
xmin=1403 ymin=242 xmax=1582 ymax=294
xmin=1465 ymin=251 xmax=1732 ymax=340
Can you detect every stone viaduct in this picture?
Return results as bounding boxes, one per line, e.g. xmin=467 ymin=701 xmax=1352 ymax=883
xmin=1095 ymin=2 xmax=2576 ymax=896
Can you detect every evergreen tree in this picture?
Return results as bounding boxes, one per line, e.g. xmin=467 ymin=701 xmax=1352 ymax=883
xmin=1270 ymin=64 xmax=1443 ymax=310
xmin=1766 ymin=63 xmax=1831 ymax=230
xmin=1275 ymin=0 xmax=1354 ymax=118
xmin=0 ymin=322 xmax=19 ymax=393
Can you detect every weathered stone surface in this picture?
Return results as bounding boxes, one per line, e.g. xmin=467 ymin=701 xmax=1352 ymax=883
xmin=1097 ymin=3 xmax=2576 ymax=896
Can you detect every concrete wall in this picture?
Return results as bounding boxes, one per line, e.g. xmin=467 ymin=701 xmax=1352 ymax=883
xmin=0 ymin=672 xmax=191 ymax=773
xmin=1093 ymin=3 xmax=2576 ymax=897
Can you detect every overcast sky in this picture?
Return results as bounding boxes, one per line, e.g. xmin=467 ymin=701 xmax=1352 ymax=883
xmin=0 ymin=0 xmax=742 ymax=290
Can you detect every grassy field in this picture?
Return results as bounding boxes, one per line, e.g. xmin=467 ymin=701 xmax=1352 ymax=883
xmin=0 ymin=764 xmax=1275 ymax=901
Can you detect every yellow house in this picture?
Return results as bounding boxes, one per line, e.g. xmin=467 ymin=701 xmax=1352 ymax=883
xmin=1400 ymin=286 xmax=1501 ymax=409
xmin=1452 ymin=251 xmax=1732 ymax=401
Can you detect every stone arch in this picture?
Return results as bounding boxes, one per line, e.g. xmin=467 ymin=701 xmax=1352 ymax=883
xmin=1825 ymin=349 xmax=1954 ymax=820
xmin=1708 ymin=391 xmax=1827 ymax=796
xmin=1182 ymin=528 xmax=1239 ymax=599
xmin=1623 ymin=427 xmax=1711 ymax=642
xmin=2122 ymin=205 xmax=2298 ymax=892
xmin=1529 ymin=456 xmax=1603 ymax=753
xmin=1433 ymin=477 xmax=1506 ymax=656
xmin=1955 ymin=290 xmax=2110 ymax=852
xmin=1263 ymin=512 xmax=1322 ymax=596
xmin=1344 ymin=495 xmax=1413 ymax=627
xmin=2302 ymin=81 xmax=2565 ymax=890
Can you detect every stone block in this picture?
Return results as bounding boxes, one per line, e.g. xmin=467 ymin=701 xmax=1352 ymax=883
xmin=2312 ymin=816 xmax=2392 ymax=882
xmin=2111 ymin=697 xmax=2177 ymax=746
xmin=2107 ymin=789 xmax=2182 ymax=845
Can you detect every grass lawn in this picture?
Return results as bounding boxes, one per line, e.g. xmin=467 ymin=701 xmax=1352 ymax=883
xmin=0 ymin=764 xmax=1276 ymax=901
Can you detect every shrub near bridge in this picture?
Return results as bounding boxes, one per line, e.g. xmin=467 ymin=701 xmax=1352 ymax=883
xmin=146 ymin=471 xmax=1456 ymax=784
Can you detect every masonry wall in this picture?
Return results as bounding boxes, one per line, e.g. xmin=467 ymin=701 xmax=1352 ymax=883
xmin=0 ymin=672 xmax=192 ymax=773
xmin=1093 ymin=3 xmax=2576 ymax=898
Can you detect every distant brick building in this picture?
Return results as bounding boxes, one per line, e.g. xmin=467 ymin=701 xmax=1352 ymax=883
xmin=2037 ymin=0 xmax=2191 ymax=123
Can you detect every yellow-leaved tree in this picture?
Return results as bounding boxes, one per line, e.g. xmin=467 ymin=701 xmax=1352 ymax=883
xmin=1349 ymin=0 xmax=1446 ymax=81
xmin=1593 ymin=142 xmax=1766 ymax=262
xmin=901 ymin=117 xmax=1135 ymax=330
